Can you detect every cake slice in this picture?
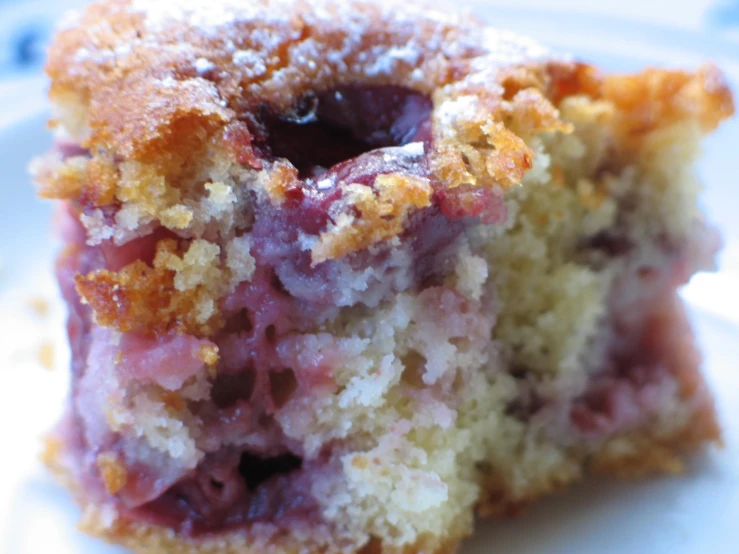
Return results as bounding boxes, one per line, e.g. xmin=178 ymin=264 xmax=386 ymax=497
xmin=34 ymin=0 xmax=733 ymax=552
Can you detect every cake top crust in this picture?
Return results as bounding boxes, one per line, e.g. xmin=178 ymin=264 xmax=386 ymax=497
xmin=46 ymin=0 xmax=553 ymax=151
xmin=43 ymin=0 xmax=732 ymax=223
xmin=44 ymin=0 xmax=560 ymax=204
xmin=38 ymin=0 xmax=733 ymax=338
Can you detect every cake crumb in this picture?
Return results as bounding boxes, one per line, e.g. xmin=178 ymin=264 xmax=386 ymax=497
xmin=40 ymin=436 xmax=63 ymax=466
xmin=351 ymin=456 xmax=369 ymax=470
xmin=96 ymin=452 xmax=128 ymax=495
xmin=38 ymin=342 xmax=55 ymax=370
xmin=160 ymin=205 xmax=194 ymax=229
xmin=27 ymin=297 xmax=50 ymax=317
xmin=161 ymin=391 xmax=186 ymax=412
xmin=197 ymin=344 xmax=220 ymax=366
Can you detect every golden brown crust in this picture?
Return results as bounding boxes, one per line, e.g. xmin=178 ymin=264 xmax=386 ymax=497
xmin=313 ymin=173 xmax=433 ymax=264
xmin=602 ymin=64 xmax=734 ymax=138
xmin=547 ymin=61 xmax=734 ymax=153
xmin=76 ymin=259 xmax=221 ymax=336
xmin=43 ymin=0 xmax=544 ymax=199
xmin=588 ymin=401 xmax=720 ymax=478
xmin=78 ymin=512 xmax=462 ymax=554
xmin=476 ymin=402 xmax=720 ymax=518
xmin=75 ymin=237 xmax=229 ymax=336
xmin=96 ymin=452 xmax=130 ymax=495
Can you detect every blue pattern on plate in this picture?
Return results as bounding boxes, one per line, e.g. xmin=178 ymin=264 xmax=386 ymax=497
xmin=4 ymin=24 xmax=48 ymax=72
xmin=0 ymin=0 xmax=86 ymax=78
xmin=708 ymin=0 xmax=739 ymax=27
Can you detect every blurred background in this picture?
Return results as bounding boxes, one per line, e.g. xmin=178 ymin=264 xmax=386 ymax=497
xmin=0 ymin=1 xmax=738 ymax=553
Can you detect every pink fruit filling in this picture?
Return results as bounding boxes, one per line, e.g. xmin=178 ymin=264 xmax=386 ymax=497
xmin=569 ymin=248 xmax=712 ymax=438
xmin=57 ymin=204 xmax=337 ymax=534
xmin=135 ymin=450 xmax=317 ymax=534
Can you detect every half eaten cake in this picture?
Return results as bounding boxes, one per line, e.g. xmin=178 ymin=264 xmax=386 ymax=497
xmin=34 ymin=0 xmax=734 ymax=552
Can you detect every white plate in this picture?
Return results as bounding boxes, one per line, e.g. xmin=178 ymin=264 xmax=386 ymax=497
xmin=1 ymin=8 xmax=738 ymax=554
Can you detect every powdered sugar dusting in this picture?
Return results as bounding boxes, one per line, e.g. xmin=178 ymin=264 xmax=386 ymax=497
xmin=233 ymin=50 xmax=267 ymax=77
xmin=159 ymin=76 xmax=178 ymax=89
xmin=127 ymin=0 xmax=550 ymax=73
xmin=50 ymin=0 xmax=557 ymax=245
xmin=121 ymin=0 xmax=556 ymax=103
xmin=128 ymin=0 xmax=313 ymax=34
xmin=194 ymin=57 xmax=215 ymax=75
xmin=366 ymin=43 xmax=423 ymax=76
xmin=129 ymin=0 xmax=249 ymax=31
xmin=398 ymin=142 xmax=425 ymax=157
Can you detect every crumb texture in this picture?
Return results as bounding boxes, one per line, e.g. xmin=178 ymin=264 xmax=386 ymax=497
xmin=36 ymin=1 xmax=733 ymax=553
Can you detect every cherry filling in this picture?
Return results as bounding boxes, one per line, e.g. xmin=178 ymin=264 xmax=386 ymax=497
xmin=254 ymin=85 xmax=433 ymax=178
xmin=55 ymin=140 xmax=90 ymax=160
xmin=136 ymin=450 xmax=314 ymax=534
xmin=234 ymin=85 xmax=506 ymax=307
xmin=567 ymin=232 xmax=714 ymax=437
xmin=239 ymin=452 xmax=303 ymax=492
xmin=569 ymin=302 xmax=688 ymax=437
